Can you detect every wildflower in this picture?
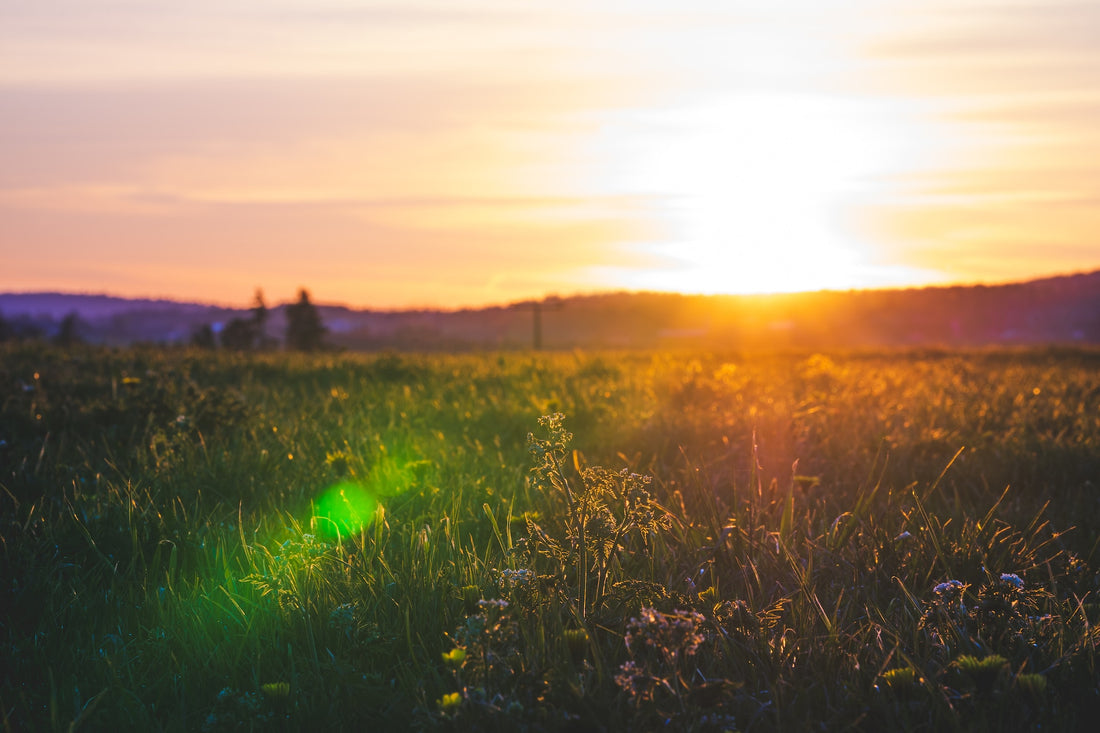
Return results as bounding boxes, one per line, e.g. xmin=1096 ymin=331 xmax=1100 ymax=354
xmin=920 ymin=579 xmax=972 ymax=646
xmin=876 ymin=667 xmax=922 ymax=693
xmin=931 ymin=579 xmax=968 ymax=614
xmin=476 ymin=598 xmax=509 ymax=611
xmin=329 ymin=602 xmax=356 ymax=629
xmin=461 ymin=585 xmax=481 ymax=613
xmin=261 ymin=682 xmax=290 ymax=698
xmin=954 ymin=654 xmax=1007 ymax=692
xmin=625 ymin=607 xmax=706 ymax=664
xmin=697 ymin=712 xmax=740 ymax=730
xmin=325 ymin=450 xmax=352 ymax=476
xmin=973 ymin=571 xmax=1041 ymax=640
xmin=714 ymin=599 xmax=759 ymax=636
xmin=933 ymin=579 xmax=965 ymax=595
xmin=441 ymin=647 xmax=467 ymax=669
xmin=563 ymin=628 xmax=589 ymax=661
xmin=498 ymin=568 xmax=534 ymax=589
xmin=614 ymin=660 xmax=657 ymax=702
xmin=437 ymin=691 xmax=462 ymax=715
xmin=1016 ymin=672 xmax=1047 ymax=698
xmin=450 ymin=593 xmax=523 ymax=696
xmin=956 ymin=653 xmax=1008 ymax=674
xmin=894 ymin=531 xmax=912 ymax=541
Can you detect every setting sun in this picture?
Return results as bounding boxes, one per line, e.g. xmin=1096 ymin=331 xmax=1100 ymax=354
xmin=591 ymin=92 xmax=928 ymax=294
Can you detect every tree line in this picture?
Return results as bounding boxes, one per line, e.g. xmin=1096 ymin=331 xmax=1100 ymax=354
xmin=0 ymin=311 xmax=86 ymax=347
xmin=191 ymin=288 xmax=327 ymax=352
xmin=0 ymin=288 xmax=328 ymax=351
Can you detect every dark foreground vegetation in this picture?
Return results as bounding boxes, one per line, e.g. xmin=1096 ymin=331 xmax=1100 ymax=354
xmin=2 ymin=343 xmax=1099 ymax=731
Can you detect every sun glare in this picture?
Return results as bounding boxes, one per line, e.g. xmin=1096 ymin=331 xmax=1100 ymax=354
xmin=597 ymin=92 xmax=922 ymax=294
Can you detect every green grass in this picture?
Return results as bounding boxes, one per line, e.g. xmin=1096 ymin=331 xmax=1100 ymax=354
xmin=2 ymin=344 xmax=1099 ymax=731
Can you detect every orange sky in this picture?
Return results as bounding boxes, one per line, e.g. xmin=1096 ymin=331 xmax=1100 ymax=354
xmin=2 ymin=1 xmax=1099 ymax=309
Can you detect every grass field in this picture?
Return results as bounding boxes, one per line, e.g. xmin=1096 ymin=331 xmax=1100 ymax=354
xmin=2 ymin=344 xmax=1099 ymax=731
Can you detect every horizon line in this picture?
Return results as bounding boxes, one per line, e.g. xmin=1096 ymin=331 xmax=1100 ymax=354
xmin=2 ymin=266 xmax=1098 ymax=314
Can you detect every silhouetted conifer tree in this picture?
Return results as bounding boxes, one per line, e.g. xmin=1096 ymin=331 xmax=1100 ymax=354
xmin=191 ymin=323 xmax=216 ymax=349
xmin=251 ymin=288 xmax=270 ymax=348
xmin=218 ymin=289 xmax=274 ymax=351
xmin=285 ymin=288 xmax=326 ymax=351
xmin=54 ymin=312 xmax=82 ymax=347
xmin=220 ymin=318 xmax=256 ymax=351
xmin=0 ymin=311 xmax=10 ymax=342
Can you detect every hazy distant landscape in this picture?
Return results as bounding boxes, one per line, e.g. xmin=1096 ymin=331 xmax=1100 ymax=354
xmin=7 ymin=1 xmax=1100 ymax=730
xmin=2 ymin=269 xmax=1099 ymax=351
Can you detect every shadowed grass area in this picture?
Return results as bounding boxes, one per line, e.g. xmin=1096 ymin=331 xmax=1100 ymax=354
xmin=1 ymin=344 xmax=1098 ymax=730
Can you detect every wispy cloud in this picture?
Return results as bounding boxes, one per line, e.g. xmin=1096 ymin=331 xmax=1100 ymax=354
xmin=2 ymin=0 xmax=1099 ymax=305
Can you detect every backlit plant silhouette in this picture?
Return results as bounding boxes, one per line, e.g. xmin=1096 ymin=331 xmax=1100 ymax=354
xmin=521 ymin=413 xmax=672 ymax=619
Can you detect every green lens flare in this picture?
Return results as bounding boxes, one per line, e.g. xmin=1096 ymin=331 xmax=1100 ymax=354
xmin=313 ymin=482 xmax=378 ymax=540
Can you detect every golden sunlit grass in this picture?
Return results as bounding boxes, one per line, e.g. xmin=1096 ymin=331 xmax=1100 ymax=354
xmin=2 ymin=343 xmax=1099 ymax=730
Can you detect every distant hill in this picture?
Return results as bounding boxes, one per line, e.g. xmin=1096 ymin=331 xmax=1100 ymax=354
xmin=2 ymin=271 xmax=1099 ymax=350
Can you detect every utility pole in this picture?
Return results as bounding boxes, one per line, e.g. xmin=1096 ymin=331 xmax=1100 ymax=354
xmin=532 ymin=300 xmax=543 ymax=350
xmin=515 ymin=297 xmax=562 ymax=350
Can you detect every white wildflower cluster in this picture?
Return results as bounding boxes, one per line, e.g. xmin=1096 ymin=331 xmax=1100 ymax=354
xmin=932 ymin=579 xmax=969 ymax=613
xmin=616 ymin=607 xmax=709 ymax=712
xmin=202 ymin=687 xmax=273 ymax=732
xmin=477 ymin=598 xmax=510 ymax=612
xmin=624 ymin=607 xmax=706 ymax=661
xmin=497 ymin=568 xmax=534 ymax=591
xmin=933 ymin=579 xmax=966 ymax=596
xmin=328 ymin=602 xmax=357 ymax=631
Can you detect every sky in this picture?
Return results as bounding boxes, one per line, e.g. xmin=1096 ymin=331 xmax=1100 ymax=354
xmin=2 ymin=0 xmax=1099 ymax=309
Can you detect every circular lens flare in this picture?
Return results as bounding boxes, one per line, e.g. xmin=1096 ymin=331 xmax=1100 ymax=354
xmin=313 ymin=482 xmax=378 ymax=540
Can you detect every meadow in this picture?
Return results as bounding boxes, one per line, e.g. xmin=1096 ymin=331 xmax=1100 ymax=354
xmin=2 ymin=343 xmax=1099 ymax=731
